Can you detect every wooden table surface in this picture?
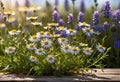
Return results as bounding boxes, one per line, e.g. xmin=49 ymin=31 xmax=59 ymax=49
xmin=0 ymin=69 xmax=120 ymax=81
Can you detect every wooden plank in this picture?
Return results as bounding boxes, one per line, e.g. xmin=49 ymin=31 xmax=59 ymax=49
xmin=0 ymin=69 xmax=120 ymax=81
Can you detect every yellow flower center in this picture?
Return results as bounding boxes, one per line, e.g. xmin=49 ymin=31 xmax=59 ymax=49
xmin=11 ymin=30 xmax=17 ymax=33
xmin=54 ymin=34 xmax=59 ymax=37
xmin=99 ymin=45 xmax=103 ymax=49
xmin=69 ymin=29 xmax=73 ymax=33
xmin=85 ymin=28 xmax=91 ymax=32
xmin=44 ymin=41 xmax=48 ymax=45
xmin=82 ymin=22 xmax=87 ymax=25
xmin=59 ymin=26 xmax=64 ymax=30
xmin=49 ymin=23 xmax=57 ymax=26
xmin=32 ymin=6 xmax=38 ymax=9
xmin=72 ymin=47 xmax=77 ymax=51
xmin=38 ymin=49 xmax=43 ymax=52
xmin=32 ymin=35 xmax=37 ymax=39
xmin=44 ymin=26 xmax=50 ymax=29
xmin=47 ymin=31 xmax=51 ymax=35
xmin=64 ymin=45 xmax=69 ymax=49
xmin=29 ymin=16 xmax=35 ymax=19
xmin=40 ymin=31 xmax=44 ymax=35
xmin=8 ymin=17 xmax=15 ymax=22
xmin=23 ymin=6 xmax=28 ymax=10
xmin=61 ymin=38 xmax=65 ymax=41
xmin=29 ymin=44 xmax=34 ymax=48
xmin=48 ymin=56 xmax=53 ymax=61
xmin=34 ymin=22 xmax=39 ymax=25
xmin=8 ymin=47 xmax=13 ymax=51
xmin=5 ymin=10 xmax=12 ymax=14
xmin=86 ymin=48 xmax=90 ymax=52
xmin=0 ymin=23 xmax=2 ymax=26
xmin=31 ymin=56 xmax=35 ymax=60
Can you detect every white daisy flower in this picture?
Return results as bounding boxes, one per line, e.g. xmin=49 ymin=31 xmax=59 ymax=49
xmin=7 ymin=17 xmax=16 ymax=23
xmin=29 ymin=56 xmax=37 ymax=62
xmin=27 ymin=43 xmax=36 ymax=50
xmin=79 ymin=42 xmax=88 ymax=47
xmin=56 ymin=26 xmax=67 ymax=31
xmin=58 ymin=37 xmax=68 ymax=44
xmin=5 ymin=47 xmax=16 ymax=54
xmin=30 ymin=6 xmax=41 ymax=11
xmin=35 ymin=48 xmax=45 ymax=55
xmin=19 ymin=6 xmax=30 ymax=12
xmin=31 ymin=22 xmax=42 ymax=26
xmin=66 ymin=29 xmax=77 ymax=35
xmin=47 ymin=22 xmax=58 ymax=27
xmin=83 ymin=47 xmax=93 ymax=55
xmin=71 ymin=47 xmax=80 ymax=55
xmin=29 ymin=35 xmax=40 ymax=42
xmin=53 ymin=34 xmax=60 ymax=38
xmin=45 ymin=31 xmax=52 ymax=38
xmin=46 ymin=55 xmax=55 ymax=63
xmin=0 ymin=23 xmax=5 ymax=29
xmin=41 ymin=39 xmax=52 ymax=48
xmin=4 ymin=10 xmax=15 ymax=15
xmin=82 ymin=27 xmax=94 ymax=37
xmin=36 ymin=31 xmax=45 ymax=38
xmin=26 ymin=16 xmax=38 ymax=21
xmin=61 ymin=44 xmax=71 ymax=53
xmin=78 ymin=22 xmax=90 ymax=27
xmin=8 ymin=29 xmax=21 ymax=35
xmin=43 ymin=26 xmax=51 ymax=30
xmin=96 ymin=44 xmax=106 ymax=53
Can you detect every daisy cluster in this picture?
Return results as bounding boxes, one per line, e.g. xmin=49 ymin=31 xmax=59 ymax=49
xmin=0 ymin=0 xmax=111 ymax=76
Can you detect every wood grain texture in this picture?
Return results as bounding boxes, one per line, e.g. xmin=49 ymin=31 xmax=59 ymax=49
xmin=0 ymin=69 xmax=120 ymax=81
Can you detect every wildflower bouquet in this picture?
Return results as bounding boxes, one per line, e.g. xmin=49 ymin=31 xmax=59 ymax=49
xmin=0 ymin=0 xmax=112 ymax=76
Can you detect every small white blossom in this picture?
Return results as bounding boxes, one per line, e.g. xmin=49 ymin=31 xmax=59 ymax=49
xmin=5 ymin=47 xmax=16 ymax=54
xmin=66 ymin=29 xmax=77 ymax=35
xmin=96 ymin=44 xmax=106 ymax=53
xmin=35 ymin=48 xmax=45 ymax=55
xmin=82 ymin=27 xmax=94 ymax=37
xmin=83 ymin=47 xmax=93 ymax=55
xmin=29 ymin=56 xmax=37 ymax=62
xmin=9 ymin=29 xmax=20 ymax=35
xmin=27 ymin=43 xmax=36 ymax=50
xmin=58 ymin=37 xmax=68 ymax=44
xmin=71 ymin=47 xmax=80 ymax=55
xmin=61 ymin=44 xmax=71 ymax=53
xmin=46 ymin=55 xmax=55 ymax=63
xmin=41 ymin=39 xmax=52 ymax=48
xmin=29 ymin=35 xmax=40 ymax=42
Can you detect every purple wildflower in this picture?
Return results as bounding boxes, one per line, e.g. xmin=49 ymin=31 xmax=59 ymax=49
xmin=54 ymin=0 xmax=59 ymax=6
xmin=24 ymin=0 xmax=30 ymax=7
xmin=75 ymin=25 xmax=81 ymax=31
xmin=61 ymin=30 xmax=68 ymax=37
xmin=58 ymin=18 xmax=64 ymax=26
xmin=102 ymin=0 xmax=111 ymax=18
xmin=64 ymin=0 xmax=69 ymax=11
xmin=92 ymin=11 xmax=99 ymax=25
xmin=77 ymin=12 xmax=84 ymax=22
xmin=103 ymin=21 xmax=109 ymax=31
xmin=52 ymin=10 xmax=59 ymax=22
xmin=68 ymin=13 xmax=73 ymax=24
xmin=112 ymin=9 xmax=120 ymax=25
xmin=80 ymin=0 xmax=85 ymax=12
